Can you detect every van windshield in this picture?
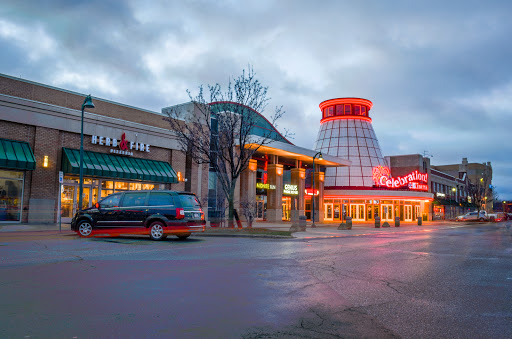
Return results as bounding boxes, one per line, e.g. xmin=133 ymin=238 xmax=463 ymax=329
xmin=178 ymin=194 xmax=201 ymax=208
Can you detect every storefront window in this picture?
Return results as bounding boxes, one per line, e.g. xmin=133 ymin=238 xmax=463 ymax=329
xmin=336 ymin=105 xmax=344 ymax=115
xmin=115 ymin=181 xmax=129 ymax=190
xmin=0 ymin=170 xmax=24 ymax=222
xmin=102 ymin=181 xmax=114 ymax=190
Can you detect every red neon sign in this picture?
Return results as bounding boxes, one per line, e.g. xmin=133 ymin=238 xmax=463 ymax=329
xmin=372 ymin=166 xmax=428 ymax=191
xmin=305 ymin=189 xmax=319 ymax=196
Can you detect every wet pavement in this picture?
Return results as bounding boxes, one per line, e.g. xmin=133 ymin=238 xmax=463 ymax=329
xmin=1 ymin=220 xmax=510 ymax=338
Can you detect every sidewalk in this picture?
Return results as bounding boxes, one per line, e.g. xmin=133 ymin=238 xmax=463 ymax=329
xmin=0 ymin=222 xmax=72 ymax=233
xmin=0 ymin=220 xmax=461 ymax=239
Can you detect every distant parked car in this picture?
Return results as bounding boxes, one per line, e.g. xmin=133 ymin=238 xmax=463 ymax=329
xmin=71 ymin=190 xmax=206 ymax=240
xmin=488 ymin=212 xmax=506 ymax=222
xmin=456 ymin=211 xmax=488 ymax=222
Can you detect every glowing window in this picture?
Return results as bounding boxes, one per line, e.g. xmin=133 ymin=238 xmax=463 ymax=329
xmin=327 ymin=106 xmax=334 ymax=117
xmin=344 ymin=104 xmax=351 ymax=115
xmin=354 ymin=105 xmax=361 ymax=115
xmin=361 ymin=106 xmax=367 ymax=116
xmin=323 ymin=108 xmax=329 ymax=119
xmin=336 ymin=105 xmax=344 ymax=115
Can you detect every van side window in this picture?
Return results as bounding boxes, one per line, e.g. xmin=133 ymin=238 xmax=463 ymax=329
xmin=121 ymin=192 xmax=147 ymax=207
xmin=100 ymin=194 xmax=121 ymax=208
xmin=148 ymin=192 xmax=175 ymax=206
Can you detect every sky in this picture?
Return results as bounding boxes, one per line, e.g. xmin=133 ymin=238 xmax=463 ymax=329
xmin=1 ymin=0 xmax=511 ymax=199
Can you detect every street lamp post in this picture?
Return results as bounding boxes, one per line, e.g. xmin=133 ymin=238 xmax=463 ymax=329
xmin=78 ymin=95 xmax=95 ymax=212
xmin=311 ymin=151 xmax=323 ymax=228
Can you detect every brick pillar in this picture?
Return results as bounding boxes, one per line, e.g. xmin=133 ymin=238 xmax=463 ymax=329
xmin=290 ymin=168 xmax=305 ymax=226
xmin=313 ymin=172 xmax=325 ymax=222
xmin=266 ymin=164 xmax=283 ymax=222
xmin=239 ymin=160 xmax=257 ymax=222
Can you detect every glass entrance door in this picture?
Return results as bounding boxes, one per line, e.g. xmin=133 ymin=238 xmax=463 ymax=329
xmin=404 ymin=205 xmax=413 ymax=221
xmin=324 ymin=203 xmax=333 ymax=221
xmin=415 ymin=205 xmax=421 ymax=221
xmin=61 ymin=183 xmax=94 ymax=223
xmin=256 ymin=199 xmax=265 ymax=220
xmin=350 ymin=204 xmax=365 ymax=221
xmin=61 ymin=185 xmax=76 ymax=223
xmin=282 ymin=197 xmax=291 ymax=221
xmin=381 ymin=204 xmax=393 ymax=221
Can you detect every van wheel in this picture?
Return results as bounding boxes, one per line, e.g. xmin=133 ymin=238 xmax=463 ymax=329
xmin=78 ymin=220 xmax=93 ymax=238
xmin=177 ymin=234 xmax=190 ymax=240
xmin=149 ymin=221 xmax=165 ymax=240
xmin=479 ymin=218 xmax=485 ymax=221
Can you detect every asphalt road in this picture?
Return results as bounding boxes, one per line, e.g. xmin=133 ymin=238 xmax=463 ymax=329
xmin=0 ymin=222 xmax=511 ymax=338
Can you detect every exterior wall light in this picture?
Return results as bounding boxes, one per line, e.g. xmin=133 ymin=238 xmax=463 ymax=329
xmin=43 ymin=155 xmax=49 ymax=168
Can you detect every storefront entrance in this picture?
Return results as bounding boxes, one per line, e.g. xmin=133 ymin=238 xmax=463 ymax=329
xmin=325 ymin=203 xmax=333 ymax=220
xmin=61 ymin=180 xmax=98 ymax=223
xmin=404 ymin=205 xmax=413 ymax=221
xmin=350 ymin=204 xmax=365 ymax=221
xmin=381 ymin=204 xmax=394 ymax=221
xmin=282 ymin=197 xmax=291 ymax=221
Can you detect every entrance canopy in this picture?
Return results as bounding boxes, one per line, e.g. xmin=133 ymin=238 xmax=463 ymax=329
xmin=61 ymin=148 xmax=178 ymax=183
xmin=0 ymin=138 xmax=36 ymax=170
xmin=246 ymin=140 xmax=350 ymax=167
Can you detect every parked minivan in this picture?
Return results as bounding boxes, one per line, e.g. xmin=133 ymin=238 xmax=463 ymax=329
xmin=71 ymin=190 xmax=205 ymax=240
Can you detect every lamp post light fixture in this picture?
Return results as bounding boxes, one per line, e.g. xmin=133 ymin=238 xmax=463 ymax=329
xmin=78 ymin=95 xmax=95 ymax=212
xmin=311 ymin=151 xmax=323 ymax=228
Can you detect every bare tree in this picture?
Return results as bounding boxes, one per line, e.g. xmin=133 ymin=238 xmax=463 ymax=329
xmin=466 ymin=168 xmax=492 ymax=218
xmin=164 ymin=67 xmax=290 ymax=227
xmin=239 ymin=198 xmax=258 ymax=228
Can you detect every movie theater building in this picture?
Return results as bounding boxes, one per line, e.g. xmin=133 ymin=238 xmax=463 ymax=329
xmin=162 ymin=101 xmax=350 ymax=224
xmin=314 ymin=98 xmax=434 ymax=223
xmin=0 ymin=73 xmax=209 ymax=224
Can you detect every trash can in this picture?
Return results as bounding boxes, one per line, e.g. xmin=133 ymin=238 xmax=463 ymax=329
xmin=395 ymin=217 xmax=400 ymax=227
xmin=417 ymin=216 xmax=422 ymax=226
xmin=298 ymin=216 xmax=307 ymax=231
xmin=375 ymin=216 xmax=381 ymax=228
xmin=345 ymin=216 xmax=352 ymax=228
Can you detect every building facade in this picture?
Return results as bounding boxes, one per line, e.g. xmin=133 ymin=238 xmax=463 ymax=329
xmin=0 ymin=74 xmax=208 ymax=224
xmin=0 ymin=74 xmax=494 ymax=226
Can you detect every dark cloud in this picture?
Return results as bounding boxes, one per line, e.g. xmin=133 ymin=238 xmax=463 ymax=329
xmin=0 ymin=0 xmax=511 ymax=198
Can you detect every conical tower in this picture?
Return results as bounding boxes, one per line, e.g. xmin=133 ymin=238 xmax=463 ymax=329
xmin=314 ymin=98 xmax=388 ymax=187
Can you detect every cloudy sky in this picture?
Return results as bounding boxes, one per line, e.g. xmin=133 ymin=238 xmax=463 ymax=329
xmin=1 ymin=0 xmax=511 ymax=198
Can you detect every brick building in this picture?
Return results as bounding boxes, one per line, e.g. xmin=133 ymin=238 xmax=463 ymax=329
xmin=0 ymin=73 xmax=208 ymax=224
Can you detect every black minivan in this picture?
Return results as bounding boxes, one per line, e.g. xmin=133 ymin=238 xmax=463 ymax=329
xmin=71 ymin=190 xmax=205 ymax=240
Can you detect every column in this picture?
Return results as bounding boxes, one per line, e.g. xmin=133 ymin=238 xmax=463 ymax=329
xmin=313 ymin=172 xmax=325 ymax=222
xmin=239 ymin=159 xmax=257 ymax=222
xmin=266 ymin=164 xmax=283 ymax=222
xmin=290 ymin=168 xmax=306 ymax=226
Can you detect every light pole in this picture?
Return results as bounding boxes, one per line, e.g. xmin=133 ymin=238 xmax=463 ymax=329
xmin=78 ymin=95 xmax=95 ymax=212
xmin=311 ymin=151 xmax=323 ymax=228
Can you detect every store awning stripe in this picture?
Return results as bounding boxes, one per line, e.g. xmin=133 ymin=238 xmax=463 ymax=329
xmin=61 ymin=148 xmax=178 ymax=183
xmin=0 ymin=139 xmax=36 ymax=170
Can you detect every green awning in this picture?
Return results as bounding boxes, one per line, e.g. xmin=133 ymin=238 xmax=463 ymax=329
xmin=0 ymin=139 xmax=36 ymax=170
xmin=61 ymin=148 xmax=178 ymax=183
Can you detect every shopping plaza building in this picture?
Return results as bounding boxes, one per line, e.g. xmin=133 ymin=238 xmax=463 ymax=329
xmin=0 ymin=73 xmax=492 ymax=225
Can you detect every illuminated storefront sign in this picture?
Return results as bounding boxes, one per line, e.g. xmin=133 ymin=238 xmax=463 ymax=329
xmin=92 ymin=133 xmax=151 ymax=156
xmin=305 ymin=188 xmax=319 ymax=196
xmin=256 ymin=182 xmax=276 ymax=190
xmin=373 ymin=166 xmax=428 ymax=191
xmin=256 ymin=183 xmax=298 ymax=195
xmin=283 ymin=184 xmax=298 ymax=195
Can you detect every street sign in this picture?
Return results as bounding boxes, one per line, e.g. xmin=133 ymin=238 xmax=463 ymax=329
xmin=59 ymin=171 xmax=63 ymax=184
